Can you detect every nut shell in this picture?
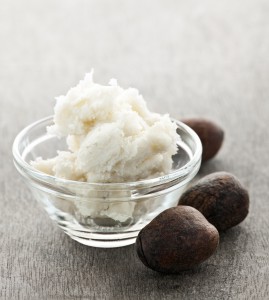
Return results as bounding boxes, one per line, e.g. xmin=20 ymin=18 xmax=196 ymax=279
xmin=181 ymin=118 xmax=224 ymax=162
xmin=178 ymin=172 xmax=249 ymax=231
xmin=136 ymin=206 xmax=219 ymax=273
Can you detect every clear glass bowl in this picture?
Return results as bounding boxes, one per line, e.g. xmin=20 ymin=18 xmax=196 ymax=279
xmin=13 ymin=116 xmax=202 ymax=248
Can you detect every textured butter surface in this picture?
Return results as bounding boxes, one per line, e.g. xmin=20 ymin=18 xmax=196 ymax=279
xmin=33 ymin=72 xmax=179 ymax=183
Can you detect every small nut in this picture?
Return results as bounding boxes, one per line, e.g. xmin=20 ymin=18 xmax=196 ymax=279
xmin=181 ymin=118 xmax=224 ymax=162
xmin=136 ymin=206 xmax=219 ymax=273
xmin=178 ymin=172 xmax=249 ymax=231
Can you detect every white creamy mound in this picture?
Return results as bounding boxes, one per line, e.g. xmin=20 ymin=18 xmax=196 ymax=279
xmin=32 ymin=71 xmax=179 ymax=183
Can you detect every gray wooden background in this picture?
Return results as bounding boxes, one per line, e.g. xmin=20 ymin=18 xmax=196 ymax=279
xmin=1 ymin=0 xmax=269 ymax=299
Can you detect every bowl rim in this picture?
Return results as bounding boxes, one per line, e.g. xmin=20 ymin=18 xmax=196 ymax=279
xmin=12 ymin=116 xmax=202 ymax=188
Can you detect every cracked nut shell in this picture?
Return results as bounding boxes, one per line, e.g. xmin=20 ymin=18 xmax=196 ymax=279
xmin=181 ymin=118 xmax=224 ymax=162
xmin=136 ymin=206 xmax=219 ymax=273
xmin=178 ymin=172 xmax=249 ymax=231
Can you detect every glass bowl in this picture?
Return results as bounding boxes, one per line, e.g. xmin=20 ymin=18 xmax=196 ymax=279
xmin=13 ymin=116 xmax=202 ymax=248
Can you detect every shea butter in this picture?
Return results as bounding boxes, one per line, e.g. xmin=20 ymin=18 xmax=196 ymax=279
xmin=32 ymin=72 xmax=179 ymax=183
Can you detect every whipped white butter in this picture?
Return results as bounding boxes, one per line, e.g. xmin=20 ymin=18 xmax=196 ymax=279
xmin=32 ymin=72 xmax=179 ymax=222
xmin=33 ymin=72 xmax=179 ymax=183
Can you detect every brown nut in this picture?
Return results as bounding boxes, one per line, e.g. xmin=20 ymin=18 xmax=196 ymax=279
xmin=136 ymin=206 xmax=219 ymax=273
xmin=181 ymin=118 xmax=224 ymax=162
xmin=178 ymin=172 xmax=249 ymax=231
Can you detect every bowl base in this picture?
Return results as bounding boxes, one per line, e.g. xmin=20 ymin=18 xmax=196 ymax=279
xmin=60 ymin=226 xmax=138 ymax=248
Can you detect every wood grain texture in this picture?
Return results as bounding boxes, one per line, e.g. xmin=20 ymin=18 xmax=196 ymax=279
xmin=1 ymin=0 xmax=269 ymax=299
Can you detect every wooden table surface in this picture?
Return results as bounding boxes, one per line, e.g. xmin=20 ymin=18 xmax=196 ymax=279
xmin=1 ymin=0 xmax=269 ymax=299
